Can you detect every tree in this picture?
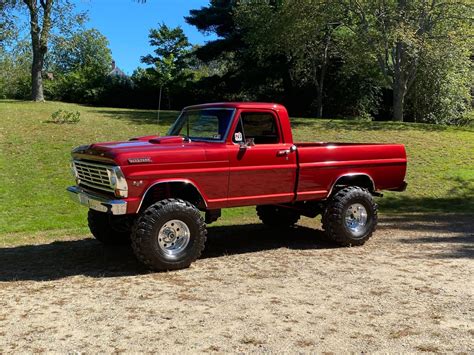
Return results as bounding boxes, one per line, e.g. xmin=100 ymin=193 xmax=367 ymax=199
xmin=141 ymin=24 xmax=192 ymax=114
xmin=186 ymin=0 xmax=298 ymax=111
xmin=46 ymin=28 xmax=113 ymax=103
xmin=0 ymin=2 xmax=30 ymax=99
xmin=237 ymin=0 xmax=345 ymax=117
xmin=1 ymin=1 xmax=19 ymax=49
xmin=340 ymin=0 xmax=474 ymax=121
xmin=23 ymin=0 xmax=54 ymax=101
xmin=48 ymin=28 xmax=112 ymax=76
xmin=0 ymin=40 xmax=32 ymax=99
xmin=2 ymin=0 xmax=86 ymax=102
xmin=185 ymin=0 xmax=242 ymax=62
xmin=407 ymin=34 xmax=473 ymax=124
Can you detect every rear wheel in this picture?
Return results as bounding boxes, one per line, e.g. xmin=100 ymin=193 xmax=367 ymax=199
xmin=88 ymin=210 xmax=134 ymax=245
xmin=131 ymin=198 xmax=207 ymax=271
xmin=256 ymin=205 xmax=300 ymax=227
xmin=322 ymin=186 xmax=378 ymax=246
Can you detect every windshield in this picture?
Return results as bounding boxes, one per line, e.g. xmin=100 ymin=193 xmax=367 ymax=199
xmin=167 ymin=108 xmax=235 ymax=142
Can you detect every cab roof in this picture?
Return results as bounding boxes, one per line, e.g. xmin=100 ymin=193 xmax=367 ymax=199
xmin=184 ymin=102 xmax=286 ymax=111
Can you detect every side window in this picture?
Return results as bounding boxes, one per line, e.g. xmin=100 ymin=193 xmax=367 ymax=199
xmin=235 ymin=112 xmax=280 ymax=144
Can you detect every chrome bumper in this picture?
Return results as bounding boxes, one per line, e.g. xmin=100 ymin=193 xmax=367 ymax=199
xmin=67 ymin=186 xmax=127 ymax=215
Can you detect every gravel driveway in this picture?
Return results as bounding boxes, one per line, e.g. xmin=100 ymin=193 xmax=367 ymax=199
xmin=0 ymin=214 xmax=472 ymax=353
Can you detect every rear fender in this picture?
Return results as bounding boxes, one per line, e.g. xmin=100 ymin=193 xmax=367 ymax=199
xmin=328 ymin=173 xmax=375 ymax=197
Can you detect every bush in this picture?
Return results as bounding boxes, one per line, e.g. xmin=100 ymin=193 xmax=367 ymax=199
xmin=49 ymin=109 xmax=81 ymax=124
xmin=458 ymin=110 xmax=474 ymax=127
xmin=407 ymin=40 xmax=473 ymax=125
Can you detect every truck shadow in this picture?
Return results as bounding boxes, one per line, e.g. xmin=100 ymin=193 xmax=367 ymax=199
xmin=0 ymin=224 xmax=332 ymax=282
xmin=1 ymin=215 xmax=470 ymax=282
xmin=203 ymin=224 xmax=334 ymax=258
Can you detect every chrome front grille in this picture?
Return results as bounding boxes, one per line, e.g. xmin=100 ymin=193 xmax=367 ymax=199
xmin=73 ymin=160 xmax=114 ymax=193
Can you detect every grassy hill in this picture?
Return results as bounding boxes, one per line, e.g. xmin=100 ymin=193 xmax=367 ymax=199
xmin=1 ymin=100 xmax=473 ymax=242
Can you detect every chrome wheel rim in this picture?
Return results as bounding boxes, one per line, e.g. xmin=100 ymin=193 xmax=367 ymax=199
xmin=344 ymin=203 xmax=368 ymax=234
xmin=158 ymin=219 xmax=190 ymax=257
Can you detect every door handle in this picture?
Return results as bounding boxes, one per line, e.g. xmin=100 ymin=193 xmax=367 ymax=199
xmin=277 ymin=149 xmax=291 ymax=156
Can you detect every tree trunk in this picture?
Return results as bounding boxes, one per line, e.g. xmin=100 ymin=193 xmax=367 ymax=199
xmin=282 ymin=60 xmax=295 ymax=111
xmin=157 ymin=84 xmax=163 ymax=124
xmin=315 ymin=85 xmax=323 ymax=118
xmin=393 ymin=82 xmax=405 ymax=122
xmin=31 ymin=50 xmax=45 ymax=101
xmin=24 ymin=0 xmax=53 ymax=102
xmin=392 ymin=41 xmax=407 ymax=122
xmin=315 ymin=55 xmax=328 ymax=118
xmin=313 ymin=30 xmax=331 ymax=118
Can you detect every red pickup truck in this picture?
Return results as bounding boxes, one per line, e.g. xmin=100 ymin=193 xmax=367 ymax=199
xmin=68 ymin=102 xmax=407 ymax=271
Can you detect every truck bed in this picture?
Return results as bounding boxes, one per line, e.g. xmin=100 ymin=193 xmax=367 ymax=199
xmin=294 ymin=142 xmax=407 ymax=201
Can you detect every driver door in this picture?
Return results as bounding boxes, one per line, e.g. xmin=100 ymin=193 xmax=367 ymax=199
xmin=227 ymin=110 xmax=297 ymax=207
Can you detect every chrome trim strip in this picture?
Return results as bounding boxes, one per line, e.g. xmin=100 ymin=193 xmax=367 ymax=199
xmin=137 ymin=179 xmax=208 ymax=212
xmin=72 ymin=160 xmax=116 ymax=169
xmin=67 ymin=186 xmax=127 ymax=215
xmin=326 ymin=173 xmax=376 ymax=197
xmin=75 ymin=180 xmax=115 ymax=194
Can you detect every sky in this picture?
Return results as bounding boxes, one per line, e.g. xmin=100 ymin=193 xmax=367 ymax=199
xmin=75 ymin=0 xmax=214 ymax=74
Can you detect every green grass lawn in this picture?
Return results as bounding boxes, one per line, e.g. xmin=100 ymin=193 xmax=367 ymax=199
xmin=1 ymin=100 xmax=473 ymax=242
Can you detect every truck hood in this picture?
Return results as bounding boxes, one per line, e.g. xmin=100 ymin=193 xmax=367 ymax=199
xmin=71 ymin=135 xmax=208 ymax=166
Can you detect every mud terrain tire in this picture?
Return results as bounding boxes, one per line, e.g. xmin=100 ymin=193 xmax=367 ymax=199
xmin=322 ymin=186 xmax=378 ymax=246
xmin=131 ymin=199 xmax=207 ymax=271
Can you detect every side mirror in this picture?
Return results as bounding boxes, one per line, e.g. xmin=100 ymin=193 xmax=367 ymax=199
xmin=239 ymin=138 xmax=255 ymax=149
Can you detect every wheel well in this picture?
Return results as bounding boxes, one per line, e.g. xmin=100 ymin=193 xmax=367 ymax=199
xmin=332 ymin=174 xmax=375 ymax=194
xmin=140 ymin=182 xmax=206 ymax=212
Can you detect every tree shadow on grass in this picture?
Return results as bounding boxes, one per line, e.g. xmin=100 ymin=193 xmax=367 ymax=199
xmin=0 ymin=99 xmax=24 ymax=104
xmin=90 ymin=109 xmax=179 ymax=126
xmin=0 ymin=224 xmax=332 ymax=282
xmin=290 ymin=117 xmax=474 ymax=133
xmin=380 ymin=176 xmax=474 ymax=214
xmin=379 ymin=196 xmax=474 ymax=214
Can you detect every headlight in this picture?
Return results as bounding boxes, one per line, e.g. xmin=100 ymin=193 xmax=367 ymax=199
xmin=107 ymin=167 xmax=128 ymax=198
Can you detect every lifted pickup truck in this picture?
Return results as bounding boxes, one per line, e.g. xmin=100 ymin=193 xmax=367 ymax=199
xmin=68 ymin=102 xmax=407 ymax=271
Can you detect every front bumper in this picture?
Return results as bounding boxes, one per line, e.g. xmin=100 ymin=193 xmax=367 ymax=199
xmin=67 ymin=186 xmax=127 ymax=215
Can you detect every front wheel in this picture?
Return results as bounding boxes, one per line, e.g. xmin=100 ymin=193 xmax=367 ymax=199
xmin=322 ymin=186 xmax=378 ymax=246
xmin=131 ymin=199 xmax=207 ymax=271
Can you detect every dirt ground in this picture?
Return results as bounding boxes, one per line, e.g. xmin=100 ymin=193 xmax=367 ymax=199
xmin=0 ymin=214 xmax=472 ymax=353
